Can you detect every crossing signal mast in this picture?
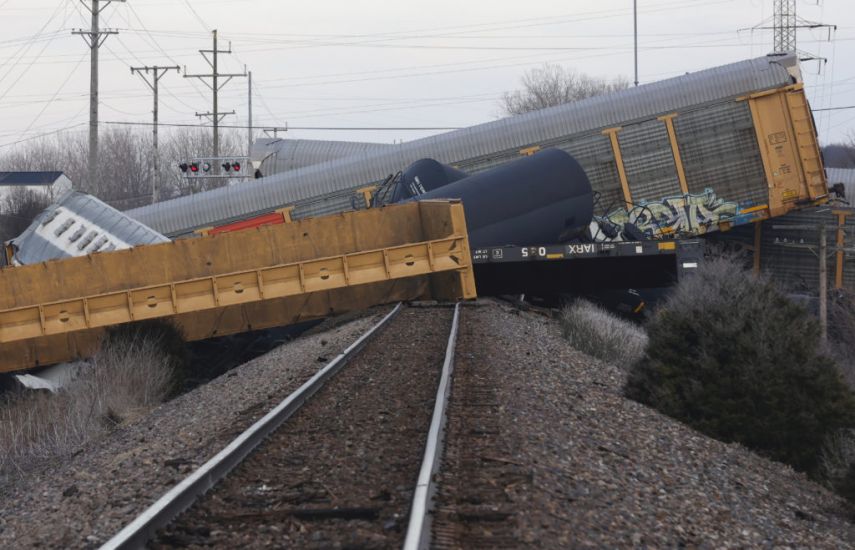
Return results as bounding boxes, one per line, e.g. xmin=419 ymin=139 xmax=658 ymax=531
xmin=178 ymin=157 xmax=249 ymax=179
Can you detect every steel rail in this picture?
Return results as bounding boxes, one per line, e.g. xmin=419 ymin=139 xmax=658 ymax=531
xmin=403 ymin=302 xmax=461 ymax=550
xmin=99 ymin=303 xmax=404 ymax=550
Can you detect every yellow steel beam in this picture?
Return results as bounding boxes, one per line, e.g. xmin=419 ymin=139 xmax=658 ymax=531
xmin=602 ymin=127 xmax=632 ymax=210
xmin=657 ymin=113 xmax=690 ymax=195
xmin=0 ymin=200 xmax=476 ymax=372
xmin=0 ymin=237 xmax=468 ymax=345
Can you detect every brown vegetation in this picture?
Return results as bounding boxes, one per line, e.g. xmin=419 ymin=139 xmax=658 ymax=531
xmin=559 ymin=299 xmax=647 ymax=368
xmin=0 ymin=322 xmax=182 ymax=478
xmin=0 ymin=127 xmax=246 ymax=209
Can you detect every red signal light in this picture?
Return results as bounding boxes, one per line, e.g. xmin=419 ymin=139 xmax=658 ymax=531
xmin=190 ymin=162 xmax=199 ymax=173
xmin=232 ymin=161 xmax=241 ymax=172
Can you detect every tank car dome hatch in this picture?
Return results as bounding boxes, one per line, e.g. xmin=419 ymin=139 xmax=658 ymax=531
xmin=409 ymin=148 xmax=594 ymax=249
xmin=392 ymin=159 xmax=469 ymax=203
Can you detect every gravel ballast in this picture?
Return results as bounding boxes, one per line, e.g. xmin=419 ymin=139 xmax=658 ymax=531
xmin=156 ymin=306 xmax=453 ymax=548
xmin=0 ymin=308 xmax=389 ymax=549
xmin=434 ymin=301 xmax=854 ymax=548
xmin=1 ymin=299 xmax=853 ymax=548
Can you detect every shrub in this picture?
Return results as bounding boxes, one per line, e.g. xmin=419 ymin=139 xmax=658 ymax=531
xmin=560 ymin=299 xmax=647 ymax=368
xmin=0 ymin=321 xmax=183 ymax=477
xmin=625 ymin=257 xmax=855 ymax=477
xmin=827 ymin=289 xmax=855 ymax=390
xmin=819 ymin=429 xmax=855 ymax=500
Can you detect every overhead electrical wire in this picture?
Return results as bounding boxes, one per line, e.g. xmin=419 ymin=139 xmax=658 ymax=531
xmin=0 ymin=1 xmax=67 ymax=88
xmin=123 ymin=1 xmax=209 ymax=103
xmin=0 ymin=122 xmax=87 ymax=149
xmin=101 ymin=120 xmax=461 ymax=131
xmin=18 ymin=52 xmax=88 ymax=137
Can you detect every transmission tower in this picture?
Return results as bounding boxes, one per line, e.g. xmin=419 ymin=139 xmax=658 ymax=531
xmin=773 ymin=0 xmax=798 ymax=53
xmin=184 ymin=30 xmax=246 ymax=165
xmin=746 ymin=0 xmax=836 ymax=62
xmin=72 ymin=0 xmax=126 ymax=192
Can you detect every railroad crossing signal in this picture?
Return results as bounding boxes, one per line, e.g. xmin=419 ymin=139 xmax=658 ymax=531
xmin=178 ymin=157 xmax=249 ymax=179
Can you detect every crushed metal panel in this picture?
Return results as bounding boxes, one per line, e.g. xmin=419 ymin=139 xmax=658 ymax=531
xmin=8 ymin=191 xmax=169 ymax=265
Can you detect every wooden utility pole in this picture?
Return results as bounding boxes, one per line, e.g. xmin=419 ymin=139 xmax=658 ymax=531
xmin=184 ymin=30 xmax=246 ymax=163
xmin=247 ymin=70 xmax=253 ymax=158
xmin=73 ymin=0 xmax=126 ymax=192
xmin=131 ymin=65 xmax=180 ymax=204
xmin=772 ymin=221 xmax=837 ymax=342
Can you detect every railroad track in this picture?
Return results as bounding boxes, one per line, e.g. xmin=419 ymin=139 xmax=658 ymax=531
xmin=100 ymin=302 xmax=461 ymax=549
xmin=431 ymin=305 xmax=522 ymax=548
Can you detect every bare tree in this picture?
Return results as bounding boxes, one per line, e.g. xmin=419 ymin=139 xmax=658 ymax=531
xmin=0 ymin=127 xmax=245 ymax=210
xmin=0 ymin=187 xmax=51 ymax=243
xmin=823 ymin=137 xmax=855 ymax=169
xmin=502 ymin=64 xmax=630 ymax=116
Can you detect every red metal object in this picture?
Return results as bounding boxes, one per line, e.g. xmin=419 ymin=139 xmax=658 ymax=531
xmin=208 ymin=212 xmax=286 ymax=235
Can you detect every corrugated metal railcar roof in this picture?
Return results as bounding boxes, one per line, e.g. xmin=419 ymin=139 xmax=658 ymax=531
xmin=252 ymin=138 xmax=394 ymax=176
xmin=127 ymin=53 xmax=801 ymax=237
xmin=0 ymin=172 xmax=68 ymax=186
xmin=8 ymin=191 xmax=169 ymax=265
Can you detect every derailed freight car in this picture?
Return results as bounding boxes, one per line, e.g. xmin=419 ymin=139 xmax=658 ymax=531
xmin=125 ymin=53 xmax=826 ymax=239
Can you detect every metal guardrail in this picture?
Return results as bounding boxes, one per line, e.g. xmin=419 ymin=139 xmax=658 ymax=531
xmin=99 ymin=303 xmax=403 ymax=550
xmin=403 ymin=302 xmax=461 ymax=550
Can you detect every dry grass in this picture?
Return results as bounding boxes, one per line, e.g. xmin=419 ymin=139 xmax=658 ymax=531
xmin=560 ymin=299 xmax=647 ymax=368
xmin=0 ymin=324 xmax=180 ymax=478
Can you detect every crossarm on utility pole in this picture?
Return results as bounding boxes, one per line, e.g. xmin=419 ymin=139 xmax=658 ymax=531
xmin=72 ymin=0 xmax=126 ymax=193
xmin=131 ymin=66 xmax=181 ymax=204
xmin=183 ymin=30 xmax=247 ymax=163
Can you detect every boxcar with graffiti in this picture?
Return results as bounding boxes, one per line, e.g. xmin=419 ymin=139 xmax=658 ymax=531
xmin=126 ymin=53 xmax=826 ymax=241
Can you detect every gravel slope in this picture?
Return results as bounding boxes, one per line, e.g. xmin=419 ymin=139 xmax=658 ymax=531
xmin=0 ymin=308 xmax=388 ymax=549
xmin=434 ymin=300 xmax=854 ymax=548
xmin=1 ymin=299 xmax=853 ymax=548
xmin=157 ymin=306 xmax=453 ymax=548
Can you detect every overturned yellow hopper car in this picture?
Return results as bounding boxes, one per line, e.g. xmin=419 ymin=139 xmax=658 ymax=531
xmin=0 ymin=200 xmax=476 ymax=373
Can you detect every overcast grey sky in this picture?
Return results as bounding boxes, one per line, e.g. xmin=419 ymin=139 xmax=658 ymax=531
xmin=0 ymin=0 xmax=853 ymax=152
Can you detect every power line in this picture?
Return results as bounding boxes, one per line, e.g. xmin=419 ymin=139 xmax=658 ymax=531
xmin=184 ymin=30 xmax=246 ymax=161
xmin=19 ymin=52 xmax=88 ymax=137
xmin=130 ymin=64 xmax=180 ymax=203
xmin=814 ymin=105 xmax=855 ymax=112
xmin=72 ymin=0 xmax=127 ymax=191
xmin=0 ymin=122 xmax=88 ymax=149
xmin=101 ymin=120 xmax=461 ymax=131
